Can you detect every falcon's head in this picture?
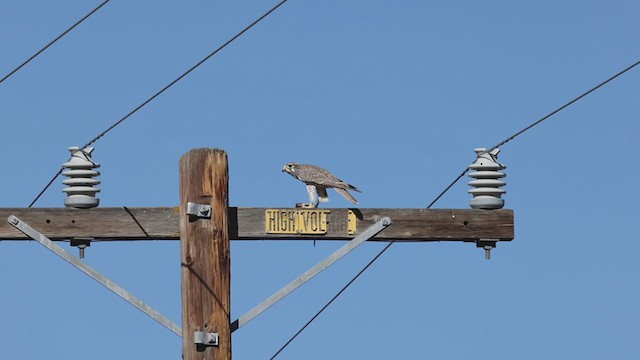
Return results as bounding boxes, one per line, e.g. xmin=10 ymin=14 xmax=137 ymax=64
xmin=282 ymin=162 xmax=298 ymax=178
xmin=282 ymin=163 xmax=298 ymax=175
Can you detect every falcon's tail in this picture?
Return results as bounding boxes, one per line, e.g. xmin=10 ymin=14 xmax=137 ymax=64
xmin=340 ymin=182 xmax=361 ymax=193
xmin=348 ymin=184 xmax=362 ymax=193
xmin=335 ymin=188 xmax=358 ymax=205
xmin=335 ymin=177 xmax=361 ymax=193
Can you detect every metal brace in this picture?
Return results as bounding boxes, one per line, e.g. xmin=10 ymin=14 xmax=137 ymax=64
xmin=186 ymin=202 xmax=211 ymax=220
xmin=194 ymin=331 xmax=219 ymax=348
xmin=7 ymin=215 xmax=182 ymax=337
xmin=230 ymin=216 xmax=392 ymax=332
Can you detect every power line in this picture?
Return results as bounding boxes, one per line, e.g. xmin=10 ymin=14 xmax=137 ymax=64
xmin=79 ymin=0 xmax=290 ymax=150
xmin=269 ymin=241 xmax=394 ymax=360
xmin=27 ymin=0 xmax=290 ymax=208
xmin=427 ymin=168 xmax=469 ymax=209
xmin=268 ymin=58 xmax=640 ymax=359
xmin=28 ymin=168 xmax=64 ymax=208
xmin=0 ymin=0 xmax=111 ymax=85
xmin=424 ymin=57 xmax=640 ymax=209
xmin=488 ymin=59 xmax=640 ymax=152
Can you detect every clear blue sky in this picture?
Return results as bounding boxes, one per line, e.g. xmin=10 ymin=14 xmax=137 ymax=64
xmin=1 ymin=1 xmax=639 ymax=359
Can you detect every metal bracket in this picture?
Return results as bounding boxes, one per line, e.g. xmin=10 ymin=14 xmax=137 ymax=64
xmin=476 ymin=239 xmax=497 ymax=260
xmin=186 ymin=202 xmax=211 ymax=220
xmin=7 ymin=215 xmax=182 ymax=337
xmin=70 ymin=237 xmax=92 ymax=259
xmin=194 ymin=331 xmax=219 ymax=347
xmin=230 ymin=216 xmax=392 ymax=332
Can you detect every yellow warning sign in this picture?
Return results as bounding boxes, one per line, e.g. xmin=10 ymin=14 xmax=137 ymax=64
xmin=347 ymin=210 xmax=357 ymax=235
xmin=265 ymin=209 xmax=331 ymax=235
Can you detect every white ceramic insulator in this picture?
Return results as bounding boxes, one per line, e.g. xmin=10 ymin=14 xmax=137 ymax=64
xmin=468 ymin=147 xmax=506 ymax=210
xmin=62 ymin=146 xmax=101 ymax=209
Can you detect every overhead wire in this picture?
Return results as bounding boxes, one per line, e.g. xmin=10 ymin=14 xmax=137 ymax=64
xmin=0 ymin=0 xmax=111 ymax=85
xmin=426 ymin=58 xmax=640 ymax=210
xmin=268 ymin=58 xmax=640 ymax=359
xmin=78 ymin=0 xmax=290 ymax=150
xmin=488 ymin=59 xmax=640 ymax=153
xmin=269 ymin=240 xmax=394 ymax=360
xmin=27 ymin=0 xmax=290 ymax=208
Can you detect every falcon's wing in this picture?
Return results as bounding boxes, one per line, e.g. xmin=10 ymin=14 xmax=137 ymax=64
xmin=298 ymin=165 xmax=360 ymax=191
xmin=316 ymin=186 xmax=329 ymax=202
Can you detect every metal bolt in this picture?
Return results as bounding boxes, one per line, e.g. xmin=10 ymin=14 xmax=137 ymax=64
xmin=484 ymin=246 xmax=492 ymax=260
xmin=10 ymin=217 xmax=19 ymax=225
xmin=78 ymin=244 xmax=87 ymax=259
xmin=184 ymin=256 xmax=193 ymax=267
xmin=200 ymin=208 xmax=210 ymax=216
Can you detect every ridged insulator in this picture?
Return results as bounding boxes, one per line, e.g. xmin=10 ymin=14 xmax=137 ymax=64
xmin=468 ymin=147 xmax=506 ymax=210
xmin=62 ymin=146 xmax=100 ymax=209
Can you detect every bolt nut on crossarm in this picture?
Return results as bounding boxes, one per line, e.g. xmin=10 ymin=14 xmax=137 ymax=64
xmin=71 ymin=237 xmax=92 ymax=259
xmin=476 ymin=240 xmax=497 ymax=260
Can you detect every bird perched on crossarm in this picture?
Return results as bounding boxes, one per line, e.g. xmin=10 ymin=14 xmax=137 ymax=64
xmin=282 ymin=163 xmax=361 ymax=208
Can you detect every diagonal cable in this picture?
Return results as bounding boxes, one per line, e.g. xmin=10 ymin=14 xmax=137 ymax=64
xmin=426 ymin=58 xmax=640 ymax=209
xmin=1 ymin=0 xmax=111 ymax=84
xmin=269 ymin=240 xmax=394 ymax=360
xmin=488 ymin=59 xmax=640 ymax=152
xmin=268 ymin=57 xmax=640 ymax=359
xmin=79 ymin=0 xmax=289 ymax=150
xmin=27 ymin=0 xmax=290 ymax=208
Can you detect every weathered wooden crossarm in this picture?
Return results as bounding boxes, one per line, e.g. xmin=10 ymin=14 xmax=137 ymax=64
xmin=0 ymin=207 xmax=514 ymax=242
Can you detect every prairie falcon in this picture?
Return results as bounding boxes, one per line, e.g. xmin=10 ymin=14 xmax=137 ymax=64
xmin=282 ymin=163 xmax=361 ymax=208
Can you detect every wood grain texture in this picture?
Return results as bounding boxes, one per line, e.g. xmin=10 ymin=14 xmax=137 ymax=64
xmin=0 ymin=208 xmax=514 ymax=241
xmin=0 ymin=207 xmax=180 ymax=240
xmin=180 ymin=149 xmax=230 ymax=360
xmin=234 ymin=208 xmax=514 ymax=241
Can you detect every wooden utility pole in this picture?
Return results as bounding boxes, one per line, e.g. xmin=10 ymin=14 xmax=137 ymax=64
xmin=180 ymin=148 xmax=231 ymax=360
